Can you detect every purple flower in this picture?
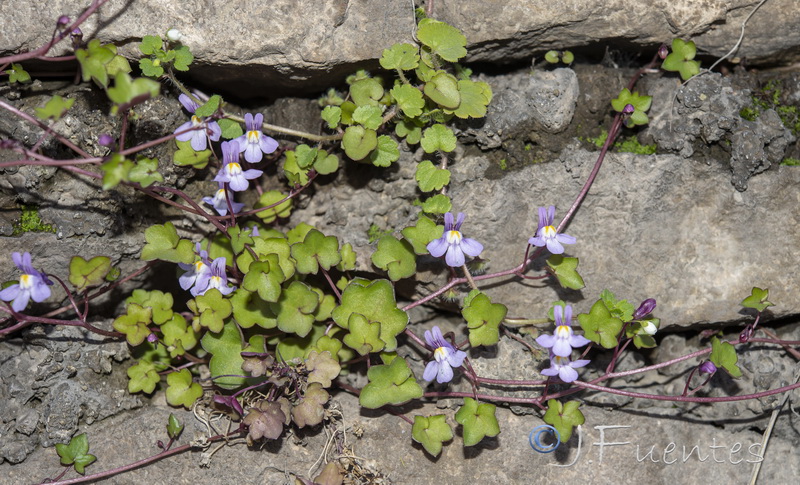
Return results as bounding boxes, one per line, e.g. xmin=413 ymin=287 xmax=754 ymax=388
xmin=174 ymin=93 xmax=221 ymax=151
xmin=98 ymin=133 xmax=115 ymax=148
xmin=200 ymin=257 xmax=235 ymax=296
xmin=0 ymin=252 xmax=53 ymax=312
xmin=426 ymin=212 xmax=484 ymax=267
xmin=535 ymin=305 xmax=590 ymax=357
xmin=541 ymin=352 xmax=590 ymax=383
xmin=178 ymin=244 xmax=212 ymax=296
xmin=234 ymin=113 xmax=278 ymax=164
xmin=698 ymin=361 xmax=717 ymax=375
xmin=203 ymin=183 xmax=245 ymax=216
xmin=528 ymin=206 xmax=575 ymax=255
xmin=423 ymin=326 xmax=467 ymax=384
xmin=633 ymin=298 xmax=657 ymax=320
xmin=214 ymin=141 xmax=263 ymax=192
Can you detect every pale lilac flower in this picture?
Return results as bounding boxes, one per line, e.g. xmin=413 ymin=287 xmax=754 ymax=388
xmin=178 ymin=243 xmax=212 ymax=296
xmin=214 ymin=140 xmax=263 ymax=192
xmin=698 ymin=361 xmax=717 ymax=375
xmin=234 ymin=113 xmax=278 ymax=164
xmin=198 ymin=257 xmax=235 ymax=296
xmin=203 ymin=183 xmax=245 ymax=216
xmin=426 ymin=212 xmax=484 ymax=267
xmin=423 ymin=326 xmax=467 ymax=384
xmin=535 ymin=305 xmax=590 ymax=357
xmin=0 ymin=252 xmax=53 ymax=312
xmin=541 ymin=351 xmax=590 ymax=383
xmin=174 ymin=93 xmax=221 ymax=151
xmin=528 ymin=206 xmax=575 ymax=255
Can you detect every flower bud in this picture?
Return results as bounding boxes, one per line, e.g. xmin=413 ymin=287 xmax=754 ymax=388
xmin=147 ymin=333 xmax=158 ymax=343
xmin=98 ymin=134 xmax=115 ymax=147
xmin=699 ymin=361 xmax=717 ymax=375
xmin=57 ymin=16 xmax=70 ymax=27
xmin=622 ymin=103 xmax=635 ymax=115
xmin=166 ymin=29 xmax=183 ymax=42
xmin=658 ymin=44 xmax=669 ymax=60
xmin=633 ymin=298 xmax=656 ymax=320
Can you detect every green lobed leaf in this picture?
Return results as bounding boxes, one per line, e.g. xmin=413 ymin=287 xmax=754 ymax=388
xmin=290 ymin=229 xmax=341 ymax=274
xmin=165 ymin=368 xmax=203 ymax=408
xmin=611 ymin=88 xmax=652 ymax=127
xmin=369 ymin=135 xmax=400 ymax=167
xmin=371 ymin=235 xmax=417 ymax=281
xmin=218 ymin=118 xmax=243 ymax=139
xmin=462 ymin=290 xmax=507 ymax=347
xmin=359 ymin=357 xmax=423 ymax=408
xmin=417 ymin=19 xmax=467 ymax=62
xmin=709 ymin=336 xmax=742 ymax=378
xmin=415 ymin=159 xmax=451 ymax=192
xmin=447 ymin=80 xmax=492 ymax=119
xmin=420 ymin=124 xmax=457 ymax=153
xmin=577 ymin=299 xmax=623 ymax=349
xmin=599 ymin=289 xmax=634 ymax=322
xmin=269 ymin=281 xmax=319 ymax=337
xmin=379 ymin=43 xmax=420 ymax=71
xmin=200 ymin=322 xmax=248 ymax=390
xmin=69 ymin=256 xmax=111 ymax=291
xmin=321 ymin=105 xmax=341 ymax=129
xmin=421 ymin=193 xmax=452 ymax=214
xmin=173 ymin=139 xmax=211 ymax=168
xmin=113 ymin=302 xmax=152 ymax=346
xmin=286 ymin=222 xmax=315 ymax=244
xmin=395 ymin=118 xmax=424 ymax=144
xmin=546 ymin=255 xmax=585 ymax=290
xmin=166 ymin=414 xmax=184 ymax=439
xmin=412 ymin=414 xmax=453 ymax=457
xmin=139 ymin=35 xmax=163 ymax=55
xmin=740 ymin=287 xmax=773 ymax=312
xmin=194 ymin=95 xmax=221 ymax=117
xmin=454 ymin=397 xmax=500 ymax=446
xmin=337 ymin=242 xmax=357 ymax=271
xmin=350 ymin=77 xmax=384 ymax=106
xmin=75 ymin=39 xmax=131 ymax=88
xmin=127 ymin=360 xmax=160 ymax=394
xmin=100 ymin=153 xmax=133 ymax=190
xmin=313 ymin=151 xmax=339 ymax=175
xmin=107 ymin=72 xmax=160 ymax=108
xmin=126 ymin=289 xmax=174 ymax=325
xmin=352 ymin=105 xmax=384 ymax=130
xmin=128 ymin=157 xmax=163 ymax=187
xmin=332 ymin=279 xmax=409 ymax=352
xmin=227 ymin=224 xmax=254 ymax=255
xmin=283 ymin=150 xmax=310 ymax=186
xmin=230 ymin=289 xmax=277 ymax=329
xmin=401 ymin=215 xmax=444 ymax=255
xmin=235 ymin=236 xmax=295 ymax=277
xmin=140 ymin=222 xmax=195 ymax=264
xmin=55 ymin=433 xmax=96 ymax=475
xmin=172 ymin=45 xmax=193 ymax=71
xmin=424 ymin=71 xmax=461 ymax=109
xmin=292 ymin=382 xmax=330 ymax=428
xmin=161 ymin=314 xmax=198 ymax=357
xmin=191 ymin=288 xmax=233 ymax=333
xmin=255 ymin=191 xmax=292 ymax=223
xmin=542 ymin=399 xmax=584 ymax=443
xmin=342 ymin=125 xmax=378 ymax=161
xmin=138 ymin=58 xmax=163 ymax=78
xmin=662 ymin=38 xmax=700 ymax=81
xmin=8 ymin=63 xmax=31 ymax=83
xmin=391 ymin=84 xmax=425 ymax=118
xmin=241 ymin=257 xmax=285 ymax=303
xmin=35 ymin=95 xmax=74 ymax=121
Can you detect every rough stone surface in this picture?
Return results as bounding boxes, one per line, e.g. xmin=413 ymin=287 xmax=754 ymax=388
xmin=2 ymin=1 xmax=800 ymax=97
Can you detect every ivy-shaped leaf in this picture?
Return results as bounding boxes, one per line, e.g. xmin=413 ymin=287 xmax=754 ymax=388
xmin=395 ymin=118 xmax=423 ymax=145
xmin=100 ymin=153 xmax=133 ymax=190
xmin=412 ymin=415 xmax=453 ymax=457
xmin=218 ymin=118 xmax=243 ymax=139
xmin=34 ymin=95 xmax=74 ymax=121
xmin=190 ymin=288 xmax=233 ymax=333
xmin=241 ymin=257 xmax=285 ymax=303
xmin=292 ymin=382 xmax=330 ymax=428
xmin=337 ymin=242 xmax=357 ymax=271
xmin=359 ymin=357 xmax=423 ymax=409
xmin=421 ymin=193 xmax=452 ymax=214
xmin=55 ymin=433 xmax=96 ymax=475
xmin=709 ymin=336 xmax=743 ymax=378
xmin=424 ymin=71 xmax=460 ymax=109
xmin=350 ymin=77 xmax=384 ymax=106
xmin=140 ymin=222 xmax=195 ymax=264
xmin=128 ymin=156 xmax=163 ymax=187
xmin=331 ymin=279 xmax=409 ymax=352
xmin=127 ymin=360 xmax=160 ymax=394
xmin=662 ymin=38 xmax=701 ymax=81
xmin=740 ymin=287 xmax=773 ymax=312
xmin=161 ymin=314 xmax=197 ymax=357
xmin=290 ymin=229 xmax=341 ymax=274
xmin=255 ymin=191 xmax=293 ymax=223
xmin=321 ymin=105 xmax=341 ymax=129
xmin=542 ymin=399 xmax=584 ymax=443
xmin=75 ymin=39 xmax=131 ymax=88
xmin=165 ymin=368 xmax=203 ymax=408
xmin=577 ymin=299 xmax=623 ymax=349
xmin=342 ymin=312 xmax=385 ymax=355
xmin=113 ymin=302 xmax=151 ymax=346
xmin=415 ymin=160 xmax=451 ymax=192
xmin=173 ymin=139 xmax=211 ymax=169
xmin=401 ymin=215 xmax=444 ymax=255
xmin=599 ymin=289 xmax=635 ymax=322
xmin=68 ymin=256 xmax=111 ymax=291
xmin=269 ymin=281 xmax=319 ymax=337
xmin=342 ymin=125 xmax=378 ymax=161
xmin=447 ymin=80 xmax=492 ymax=119
xmin=391 ymin=84 xmax=425 ymax=118
xmin=369 ymin=135 xmax=400 ymax=167
xmin=107 ymin=72 xmax=160 ymax=111
xmin=454 ymin=397 xmax=500 ymax=446
xmin=462 ymin=290 xmax=507 ymax=347
xmin=546 ymin=255 xmax=585 ymax=290
xmin=7 ymin=63 xmax=31 ymax=83
xmin=172 ymin=45 xmax=193 ymax=71
xmin=200 ymin=322 xmax=247 ymax=390
xmin=126 ymin=289 xmax=174 ymax=325
xmin=230 ymin=289 xmax=278 ymax=329
xmin=417 ymin=19 xmax=467 ymax=62
xmin=420 ymin=124 xmax=457 ymax=154
xmin=352 ymin=105 xmax=383 ymax=130
xmin=611 ymin=88 xmax=652 ymax=127
xmin=380 ymin=43 xmax=420 ymax=71
xmin=371 ymin=235 xmax=416 ymax=281
xmin=305 ymin=351 xmax=341 ymax=388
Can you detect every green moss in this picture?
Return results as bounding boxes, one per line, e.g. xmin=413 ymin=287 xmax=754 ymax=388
xmin=498 ymin=158 xmax=508 ymax=170
xmin=781 ymin=157 xmax=800 ymax=166
xmin=582 ymin=129 xmax=657 ymax=155
xmin=12 ymin=205 xmax=56 ymax=236
xmin=739 ymin=79 xmax=800 ymax=136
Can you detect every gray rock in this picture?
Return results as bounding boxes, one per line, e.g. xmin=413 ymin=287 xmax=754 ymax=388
xmin=2 ymin=0 xmax=799 ymax=96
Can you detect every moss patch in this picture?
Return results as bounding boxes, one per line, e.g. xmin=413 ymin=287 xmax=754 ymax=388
xmin=12 ymin=205 xmax=56 ymax=236
xmin=582 ymin=129 xmax=657 ymax=155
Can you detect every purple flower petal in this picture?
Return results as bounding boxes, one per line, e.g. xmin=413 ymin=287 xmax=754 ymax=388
xmin=29 ymin=281 xmax=51 ymax=302
xmin=258 ymin=134 xmax=278 ymax=155
xmin=426 ymin=238 xmax=448 ymax=258
xmin=444 ymin=245 xmax=465 ymax=267
xmin=558 ymin=366 xmax=579 ymax=383
xmin=436 ymin=362 xmax=454 ymax=383
xmin=535 ymin=334 xmax=556 ymax=349
xmin=459 ymin=238 xmax=483 ymax=258
xmin=178 ymin=93 xmax=198 ymax=113
xmin=545 ymin=238 xmax=565 ymax=255
xmin=0 ymin=284 xmax=21 ymax=302
xmin=551 ymin=339 xmax=573 ymax=357
xmin=423 ymin=361 xmax=439 ymax=382
xmin=207 ymin=121 xmax=222 ymax=142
